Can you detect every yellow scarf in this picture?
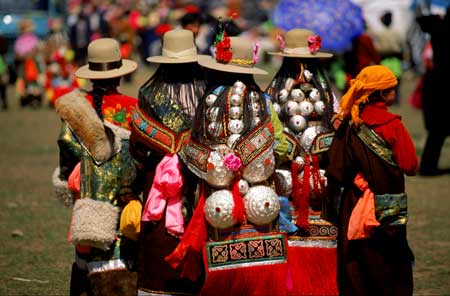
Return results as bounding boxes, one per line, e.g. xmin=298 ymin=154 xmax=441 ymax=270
xmin=339 ymin=65 xmax=397 ymax=126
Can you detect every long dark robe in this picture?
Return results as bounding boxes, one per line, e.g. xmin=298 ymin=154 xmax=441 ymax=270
xmin=325 ymin=120 xmax=414 ymax=296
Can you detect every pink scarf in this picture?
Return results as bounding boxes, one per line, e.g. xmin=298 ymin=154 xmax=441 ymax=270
xmin=142 ymin=154 xmax=184 ymax=236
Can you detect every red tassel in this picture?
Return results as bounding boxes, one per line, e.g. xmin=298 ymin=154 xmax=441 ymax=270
xmin=165 ymin=183 xmax=208 ymax=282
xmin=231 ymin=179 xmax=245 ymax=224
xmin=311 ymin=155 xmax=322 ymax=199
xmin=296 ymin=156 xmax=311 ymax=231
xmin=291 ymin=161 xmax=301 ymax=210
xmin=287 ymin=245 xmax=338 ymax=296
xmin=201 ymin=262 xmax=289 ymax=296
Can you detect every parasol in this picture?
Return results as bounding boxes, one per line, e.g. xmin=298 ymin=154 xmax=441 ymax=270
xmin=271 ymin=0 xmax=365 ymax=53
xmin=14 ymin=33 xmax=38 ymax=58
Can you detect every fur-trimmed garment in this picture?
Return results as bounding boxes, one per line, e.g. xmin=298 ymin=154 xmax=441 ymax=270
xmin=55 ymin=89 xmax=121 ymax=164
xmin=53 ymin=88 xmax=139 ymax=295
xmin=70 ymin=198 xmax=120 ymax=250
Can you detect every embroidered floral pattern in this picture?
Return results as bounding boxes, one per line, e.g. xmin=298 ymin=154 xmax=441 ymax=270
xmin=104 ymin=103 xmax=134 ymax=130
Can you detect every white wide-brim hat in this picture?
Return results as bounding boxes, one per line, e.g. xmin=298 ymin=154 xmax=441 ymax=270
xmin=268 ymin=28 xmax=333 ymax=59
xmin=75 ymin=38 xmax=138 ymax=80
xmin=199 ymin=37 xmax=267 ymax=75
xmin=147 ymin=29 xmax=209 ymax=64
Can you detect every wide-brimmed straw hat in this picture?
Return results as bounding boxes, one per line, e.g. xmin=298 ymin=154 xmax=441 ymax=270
xmin=199 ymin=37 xmax=267 ymax=75
xmin=75 ymin=38 xmax=138 ymax=80
xmin=147 ymin=29 xmax=208 ymax=64
xmin=269 ymin=28 xmax=332 ymax=59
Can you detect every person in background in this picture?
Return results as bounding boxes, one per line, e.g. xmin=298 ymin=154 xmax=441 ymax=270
xmin=373 ymin=11 xmax=404 ymax=104
xmin=326 ymin=65 xmax=417 ymax=295
xmin=343 ymin=21 xmax=381 ymax=90
xmin=52 ymin=38 xmax=140 ymax=296
xmin=416 ymin=7 xmax=450 ymax=176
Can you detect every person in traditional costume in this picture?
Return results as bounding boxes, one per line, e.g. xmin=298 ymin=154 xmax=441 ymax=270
xmin=163 ymin=35 xmax=291 ymax=296
xmin=326 ymin=65 xmax=417 ymax=295
xmin=129 ymin=29 xmax=207 ymax=295
xmin=265 ymin=28 xmax=339 ymax=296
xmin=14 ymin=18 xmax=45 ymax=108
xmin=52 ymin=38 xmax=141 ymax=296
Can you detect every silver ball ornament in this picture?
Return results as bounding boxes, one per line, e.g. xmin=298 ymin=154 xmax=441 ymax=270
xmin=204 ymin=190 xmax=235 ymax=229
xmin=290 ymin=88 xmax=305 ymax=102
xmin=314 ymin=100 xmax=326 ymax=116
xmin=299 ymin=100 xmax=314 ymax=116
xmin=272 ymin=102 xmax=281 ymax=115
xmin=205 ymin=94 xmax=218 ymax=107
xmin=229 ymin=106 xmax=242 ymax=119
xmin=309 ymin=88 xmax=321 ymax=102
xmin=278 ymin=89 xmax=289 ymax=103
xmin=289 ymin=115 xmax=307 ymax=132
xmin=230 ymin=94 xmax=243 ymax=106
xmin=228 ymin=119 xmax=244 ymax=134
xmin=285 ymin=100 xmax=299 ymax=116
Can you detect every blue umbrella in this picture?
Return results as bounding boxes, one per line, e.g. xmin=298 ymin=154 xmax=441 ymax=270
xmin=271 ymin=0 xmax=365 ymax=53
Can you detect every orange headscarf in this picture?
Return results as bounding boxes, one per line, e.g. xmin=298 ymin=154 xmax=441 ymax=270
xmin=339 ymin=65 xmax=397 ymax=126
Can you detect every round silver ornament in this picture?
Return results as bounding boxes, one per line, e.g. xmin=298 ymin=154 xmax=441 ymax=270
xmin=252 ymin=117 xmax=262 ymax=127
xmin=242 ymin=148 xmax=275 ymax=183
xmin=300 ymin=83 xmax=314 ymax=93
xmin=230 ymin=94 xmax=243 ymax=106
xmin=289 ymin=115 xmax=307 ymax=132
xmin=227 ymin=133 xmax=241 ymax=148
xmin=206 ymin=107 xmax=219 ymax=122
xmin=290 ymin=88 xmax=305 ymax=102
xmin=274 ymin=169 xmax=292 ymax=196
xmin=272 ymin=102 xmax=281 ymax=115
xmin=233 ymin=86 xmax=244 ymax=96
xmin=309 ymin=88 xmax=321 ymax=102
xmin=244 ymin=186 xmax=280 ymax=225
xmin=229 ymin=106 xmax=242 ymax=119
xmin=205 ymin=94 xmax=218 ymax=107
xmin=314 ymin=100 xmax=326 ymax=115
xmin=207 ymin=122 xmax=223 ymax=137
xmin=299 ymin=100 xmax=314 ymax=116
xmin=304 ymin=69 xmax=313 ymax=82
xmin=299 ymin=125 xmax=327 ymax=152
xmin=204 ymin=190 xmax=235 ymax=229
xmin=238 ymin=179 xmax=249 ymax=195
xmin=285 ymin=77 xmax=295 ymax=90
xmin=285 ymin=100 xmax=299 ymax=116
xmin=234 ymin=80 xmax=245 ymax=90
xmin=228 ymin=119 xmax=244 ymax=134
xmin=278 ymin=89 xmax=289 ymax=103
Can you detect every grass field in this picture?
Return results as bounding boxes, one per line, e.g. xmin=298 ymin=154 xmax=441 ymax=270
xmin=0 ymin=65 xmax=449 ymax=295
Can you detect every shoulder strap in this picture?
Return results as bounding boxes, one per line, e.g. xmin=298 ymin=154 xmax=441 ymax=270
xmin=354 ymin=123 xmax=397 ymax=167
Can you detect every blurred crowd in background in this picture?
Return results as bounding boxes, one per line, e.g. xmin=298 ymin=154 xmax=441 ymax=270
xmin=0 ymin=0 xmax=448 ymax=111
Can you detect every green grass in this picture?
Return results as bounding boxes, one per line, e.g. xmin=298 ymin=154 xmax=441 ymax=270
xmin=0 ymin=66 xmax=449 ymax=295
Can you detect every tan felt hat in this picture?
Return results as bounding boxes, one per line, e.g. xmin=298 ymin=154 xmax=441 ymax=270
xmin=146 ymin=29 xmax=209 ymax=64
xmin=269 ymin=28 xmax=333 ymax=59
xmin=75 ymin=38 xmax=138 ymax=80
xmin=199 ymin=37 xmax=267 ymax=75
